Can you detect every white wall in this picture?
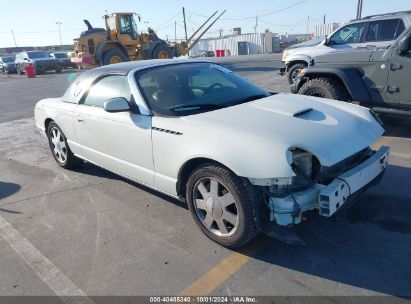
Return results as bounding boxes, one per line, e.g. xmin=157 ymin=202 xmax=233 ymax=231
xmin=191 ymin=33 xmax=266 ymax=56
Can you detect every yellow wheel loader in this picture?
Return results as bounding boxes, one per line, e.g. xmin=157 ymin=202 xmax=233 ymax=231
xmin=70 ymin=10 xmax=226 ymax=68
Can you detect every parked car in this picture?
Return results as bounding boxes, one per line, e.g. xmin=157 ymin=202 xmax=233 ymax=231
xmin=291 ymin=25 xmax=411 ymax=116
xmin=34 ymin=60 xmax=389 ymax=248
xmin=51 ymin=52 xmax=77 ymax=69
xmin=0 ymin=56 xmax=17 ymax=74
xmin=15 ymin=51 xmax=61 ymax=75
xmin=284 ymin=37 xmax=324 ymax=51
xmin=282 ymin=10 xmax=410 ymax=84
xmin=190 ymin=50 xmax=215 ymax=58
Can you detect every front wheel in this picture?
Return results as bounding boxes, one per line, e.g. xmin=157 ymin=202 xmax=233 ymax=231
xmin=152 ymin=44 xmax=174 ymax=59
xmin=102 ymin=49 xmax=129 ymax=66
xmin=298 ymin=77 xmax=350 ymax=101
xmin=16 ymin=65 xmax=24 ymax=75
xmin=186 ymin=163 xmax=258 ymax=248
xmin=47 ymin=122 xmax=82 ymax=169
xmin=287 ymin=63 xmax=307 ymax=85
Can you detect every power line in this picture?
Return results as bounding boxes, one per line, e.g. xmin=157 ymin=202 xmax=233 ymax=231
xmin=259 ymin=16 xmax=323 ymax=28
xmin=188 ymin=0 xmax=308 ymax=21
xmin=154 ymin=10 xmax=181 ymax=31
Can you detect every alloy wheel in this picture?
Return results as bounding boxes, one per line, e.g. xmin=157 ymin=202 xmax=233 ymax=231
xmin=192 ymin=177 xmax=239 ymax=237
xmin=50 ymin=127 xmax=68 ymax=164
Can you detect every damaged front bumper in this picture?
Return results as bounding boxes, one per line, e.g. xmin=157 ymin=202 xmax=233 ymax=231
xmin=268 ymin=146 xmax=390 ymax=226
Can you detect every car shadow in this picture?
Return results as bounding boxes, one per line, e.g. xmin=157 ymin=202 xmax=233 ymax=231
xmin=0 ymin=182 xmax=22 ymax=214
xmin=380 ymin=114 xmax=411 ymax=139
xmin=73 ymin=162 xmax=188 ymax=210
xmin=234 ymin=164 xmax=411 ymax=297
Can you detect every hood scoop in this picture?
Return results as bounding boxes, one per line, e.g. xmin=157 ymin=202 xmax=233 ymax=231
xmin=251 ymin=100 xmax=314 ymax=118
xmin=293 ymin=108 xmax=313 ymax=117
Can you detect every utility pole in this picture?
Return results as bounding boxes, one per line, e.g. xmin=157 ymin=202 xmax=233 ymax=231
xmin=356 ymin=0 xmax=363 ymax=19
xmin=174 ymin=21 xmax=177 ymax=43
xmin=254 ymin=15 xmax=258 ymax=33
xmin=306 ymin=16 xmax=310 ymax=35
xmin=183 ymin=7 xmax=188 ymax=42
xmin=11 ymin=29 xmax=17 ymax=47
xmin=219 ymin=28 xmax=223 ymax=37
xmin=56 ymin=21 xmax=63 ymax=47
xmin=323 ymin=14 xmax=326 ymax=25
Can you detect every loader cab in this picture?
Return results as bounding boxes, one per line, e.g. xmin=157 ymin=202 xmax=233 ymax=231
xmin=110 ymin=13 xmax=139 ymax=43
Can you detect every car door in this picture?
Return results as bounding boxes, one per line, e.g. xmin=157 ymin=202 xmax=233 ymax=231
xmin=385 ymin=34 xmax=411 ymax=107
xmin=74 ymin=74 xmax=155 ymax=186
xmin=363 ymin=18 xmax=406 ymax=48
xmin=327 ymin=22 xmax=368 ymax=50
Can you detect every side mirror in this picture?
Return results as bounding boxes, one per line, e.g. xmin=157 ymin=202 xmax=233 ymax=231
xmin=398 ymin=36 xmax=411 ymax=54
xmin=103 ymin=97 xmax=130 ymax=113
xmin=324 ymin=37 xmax=330 ymax=46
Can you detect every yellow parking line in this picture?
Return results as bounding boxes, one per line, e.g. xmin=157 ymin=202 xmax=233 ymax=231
xmin=178 ymin=239 xmax=268 ymax=296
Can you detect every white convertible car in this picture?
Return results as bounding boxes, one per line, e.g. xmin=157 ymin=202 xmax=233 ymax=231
xmin=35 ymin=60 xmax=390 ymax=247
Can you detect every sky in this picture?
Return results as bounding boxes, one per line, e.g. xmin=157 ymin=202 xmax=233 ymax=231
xmin=0 ymin=0 xmax=410 ymax=47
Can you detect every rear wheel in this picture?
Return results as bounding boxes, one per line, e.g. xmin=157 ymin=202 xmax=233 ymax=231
xmin=152 ymin=44 xmax=174 ymax=59
xmin=287 ymin=63 xmax=307 ymax=85
xmin=102 ymin=49 xmax=129 ymax=66
xmin=47 ymin=122 xmax=82 ymax=169
xmin=186 ymin=163 xmax=258 ymax=248
xmin=298 ymin=77 xmax=350 ymax=101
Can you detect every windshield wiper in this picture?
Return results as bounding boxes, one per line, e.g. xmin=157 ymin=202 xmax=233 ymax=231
xmin=170 ymin=103 xmax=225 ymax=112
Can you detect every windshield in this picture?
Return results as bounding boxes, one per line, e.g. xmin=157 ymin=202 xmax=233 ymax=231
xmin=27 ymin=51 xmax=52 ymax=59
xmin=135 ymin=62 xmax=270 ymax=117
xmin=329 ymin=22 xmax=366 ymax=45
xmin=1 ymin=56 xmax=15 ymax=63
xmin=53 ymin=53 xmax=68 ymax=58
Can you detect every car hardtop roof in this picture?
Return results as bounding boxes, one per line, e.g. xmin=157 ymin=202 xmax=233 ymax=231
xmin=349 ymin=10 xmax=411 ymax=22
xmin=82 ymin=59 xmax=211 ymax=76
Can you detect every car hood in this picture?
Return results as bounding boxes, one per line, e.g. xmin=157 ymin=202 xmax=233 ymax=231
xmin=285 ymin=44 xmax=330 ymax=58
xmin=179 ymin=94 xmax=384 ymax=167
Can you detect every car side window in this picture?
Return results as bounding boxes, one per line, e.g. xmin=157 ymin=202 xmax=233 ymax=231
xmin=82 ymin=75 xmax=131 ymax=108
xmin=365 ymin=19 xmax=406 ymax=42
xmin=329 ymin=23 xmax=366 ymax=45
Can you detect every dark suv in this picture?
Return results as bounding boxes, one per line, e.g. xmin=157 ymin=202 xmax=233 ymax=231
xmin=15 ymin=51 xmax=61 ymax=75
xmin=0 ymin=56 xmax=16 ymax=74
xmin=291 ymin=26 xmax=411 ymax=116
xmin=51 ymin=52 xmax=76 ymax=69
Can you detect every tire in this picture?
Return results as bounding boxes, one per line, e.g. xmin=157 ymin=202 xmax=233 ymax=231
xmin=152 ymin=44 xmax=174 ymax=59
xmin=16 ymin=65 xmax=24 ymax=75
xmin=298 ymin=77 xmax=350 ymax=101
xmin=287 ymin=63 xmax=307 ymax=85
xmin=186 ymin=163 xmax=258 ymax=248
xmin=47 ymin=122 xmax=82 ymax=169
xmin=102 ymin=49 xmax=128 ymax=66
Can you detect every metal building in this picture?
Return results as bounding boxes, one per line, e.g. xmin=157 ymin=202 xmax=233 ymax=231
xmin=191 ymin=33 xmax=267 ymax=56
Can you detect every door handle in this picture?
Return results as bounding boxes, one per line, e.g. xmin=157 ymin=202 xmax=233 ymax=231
xmin=76 ymin=116 xmax=85 ymax=122
xmin=390 ymin=63 xmax=403 ymax=71
xmin=386 ymin=86 xmax=399 ymax=94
